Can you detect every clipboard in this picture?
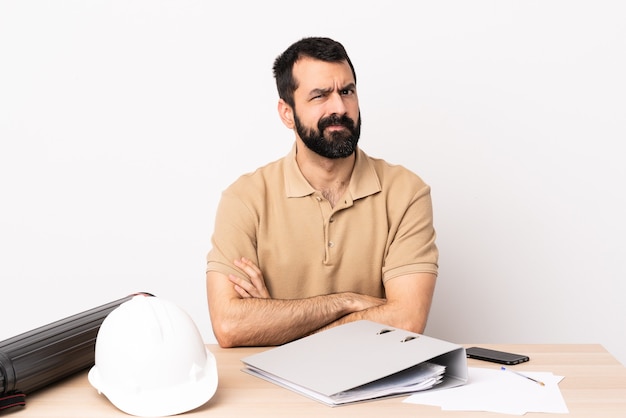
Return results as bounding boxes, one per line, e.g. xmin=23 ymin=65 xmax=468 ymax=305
xmin=241 ymin=320 xmax=468 ymax=406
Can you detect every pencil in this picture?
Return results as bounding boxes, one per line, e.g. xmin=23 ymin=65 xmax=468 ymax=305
xmin=501 ymin=366 xmax=545 ymax=386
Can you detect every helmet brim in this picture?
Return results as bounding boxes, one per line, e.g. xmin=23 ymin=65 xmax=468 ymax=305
xmin=89 ymin=347 xmax=218 ymax=417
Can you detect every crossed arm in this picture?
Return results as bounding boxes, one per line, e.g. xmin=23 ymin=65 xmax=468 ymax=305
xmin=206 ymin=257 xmax=437 ymax=348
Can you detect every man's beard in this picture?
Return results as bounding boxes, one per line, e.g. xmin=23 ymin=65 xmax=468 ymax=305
xmin=295 ymin=112 xmax=361 ymax=159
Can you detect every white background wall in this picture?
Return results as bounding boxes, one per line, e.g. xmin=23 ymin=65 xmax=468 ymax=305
xmin=1 ymin=1 xmax=624 ymax=365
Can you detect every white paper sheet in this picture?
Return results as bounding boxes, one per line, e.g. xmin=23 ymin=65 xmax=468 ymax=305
xmin=331 ymin=362 xmax=446 ymax=403
xmin=404 ymin=367 xmax=568 ymax=415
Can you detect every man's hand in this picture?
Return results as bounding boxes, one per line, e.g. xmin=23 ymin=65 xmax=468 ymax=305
xmin=228 ymin=257 xmax=270 ymax=299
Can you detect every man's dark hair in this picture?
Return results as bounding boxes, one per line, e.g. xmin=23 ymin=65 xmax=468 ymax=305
xmin=272 ymin=37 xmax=356 ymax=108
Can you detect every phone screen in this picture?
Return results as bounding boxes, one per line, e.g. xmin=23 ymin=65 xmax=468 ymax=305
xmin=466 ymin=347 xmax=530 ymax=365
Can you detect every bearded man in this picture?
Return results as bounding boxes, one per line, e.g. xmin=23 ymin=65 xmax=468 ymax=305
xmin=205 ymin=37 xmax=438 ymax=348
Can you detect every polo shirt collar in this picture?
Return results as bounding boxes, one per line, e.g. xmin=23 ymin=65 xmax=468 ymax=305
xmin=284 ymin=143 xmax=381 ymax=200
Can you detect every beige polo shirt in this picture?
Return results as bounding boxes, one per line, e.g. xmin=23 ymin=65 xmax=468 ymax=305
xmin=206 ymin=144 xmax=438 ymax=299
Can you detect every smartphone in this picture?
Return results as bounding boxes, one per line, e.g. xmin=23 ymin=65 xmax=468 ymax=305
xmin=466 ymin=347 xmax=530 ymax=365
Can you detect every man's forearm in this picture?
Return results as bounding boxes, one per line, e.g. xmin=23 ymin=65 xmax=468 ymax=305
xmin=319 ymin=273 xmax=437 ymax=335
xmin=316 ymin=274 xmax=437 ymax=335
xmin=318 ymin=300 xmax=427 ymax=335
xmin=212 ymin=292 xmax=383 ymax=347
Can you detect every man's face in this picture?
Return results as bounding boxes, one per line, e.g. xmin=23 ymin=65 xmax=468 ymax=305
xmin=291 ymin=58 xmax=361 ymax=159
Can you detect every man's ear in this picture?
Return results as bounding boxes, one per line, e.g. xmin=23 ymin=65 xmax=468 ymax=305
xmin=277 ymin=99 xmax=295 ymax=129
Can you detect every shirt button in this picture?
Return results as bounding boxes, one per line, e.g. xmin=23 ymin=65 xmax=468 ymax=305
xmin=328 ymin=241 xmax=335 ymax=248
xmin=316 ymin=196 xmax=322 ymax=202
xmin=329 ymin=217 xmax=335 ymax=223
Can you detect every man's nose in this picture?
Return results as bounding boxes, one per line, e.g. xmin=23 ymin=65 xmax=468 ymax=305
xmin=326 ymin=92 xmax=347 ymax=115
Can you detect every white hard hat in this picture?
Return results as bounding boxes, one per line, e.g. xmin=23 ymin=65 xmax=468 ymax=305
xmin=88 ymin=295 xmax=218 ymax=417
